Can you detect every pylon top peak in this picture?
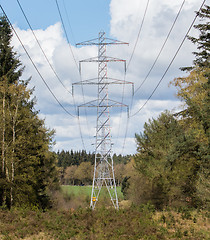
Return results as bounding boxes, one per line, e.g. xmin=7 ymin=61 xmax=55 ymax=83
xmin=76 ymin=32 xmax=128 ymax=46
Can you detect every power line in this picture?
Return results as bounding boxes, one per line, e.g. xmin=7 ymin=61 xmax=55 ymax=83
xmin=16 ymin=0 xmax=72 ymax=95
xmin=55 ymin=0 xmax=79 ymax=71
xmin=55 ymin=0 xmax=89 ymax=150
xmin=17 ymin=0 xmax=86 ymax=149
xmin=134 ymin=0 xmax=186 ymax=95
xmin=120 ymin=111 xmax=130 ymax=155
xmin=0 ymin=4 xmax=76 ymax=118
xmin=116 ymin=0 xmax=150 ymax=153
xmin=114 ymin=0 xmax=150 ymax=148
xmin=126 ymin=0 xmax=150 ymax=72
xmin=62 ymin=0 xmax=77 ymax=45
xmin=121 ymin=0 xmax=200 ymax=154
xmin=130 ymin=0 xmax=206 ymax=118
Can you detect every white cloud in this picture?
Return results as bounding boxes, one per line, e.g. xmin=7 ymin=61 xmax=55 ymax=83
xmin=11 ymin=0 xmax=202 ymax=154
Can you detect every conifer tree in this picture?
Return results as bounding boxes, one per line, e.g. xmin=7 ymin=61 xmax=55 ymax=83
xmin=0 ymin=15 xmax=23 ymax=208
xmin=171 ymin=4 xmax=210 ymax=207
xmin=0 ymin=16 xmax=58 ymax=209
xmin=182 ymin=5 xmax=210 ymax=70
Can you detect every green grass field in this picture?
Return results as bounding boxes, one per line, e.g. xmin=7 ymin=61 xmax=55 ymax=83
xmin=61 ymin=185 xmax=124 ymax=201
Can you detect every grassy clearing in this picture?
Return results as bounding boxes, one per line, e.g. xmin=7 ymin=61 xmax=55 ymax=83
xmin=58 ymin=185 xmax=124 ymax=209
xmin=0 ymin=206 xmax=209 ymax=240
xmin=61 ymin=185 xmax=124 ymax=200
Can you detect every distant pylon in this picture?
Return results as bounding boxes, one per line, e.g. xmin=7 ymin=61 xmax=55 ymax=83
xmin=73 ymin=32 xmax=133 ymax=209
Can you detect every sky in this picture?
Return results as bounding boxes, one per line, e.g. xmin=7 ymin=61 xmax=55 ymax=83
xmin=0 ymin=0 xmax=208 ymax=155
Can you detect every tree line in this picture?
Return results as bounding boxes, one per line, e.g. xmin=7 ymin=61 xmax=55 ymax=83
xmin=122 ymin=5 xmax=209 ymax=210
xmin=56 ymin=150 xmax=132 ymax=186
xmin=0 ymin=4 xmax=209 ymax=211
xmin=56 ymin=150 xmax=131 ymax=168
xmin=0 ymin=16 xmax=58 ymax=209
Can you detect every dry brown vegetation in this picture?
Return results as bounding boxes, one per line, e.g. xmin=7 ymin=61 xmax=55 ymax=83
xmin=0 ymin=205 xmax=209 ymax=240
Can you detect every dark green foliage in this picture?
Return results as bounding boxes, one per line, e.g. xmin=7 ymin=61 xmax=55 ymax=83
xmin=121 ymin=176 xmax=130 ymax=199
xmin=0 ymin=16 xmax=58 ymax=209
xmin=133 ymin=110 xmax=209 ymax=208
xmin=128 ymin=4 xmax=210 ymax=210
xmin=113 ymin=153 xmax=132 ymax=164
xmin=134 ymin=112 xmax=184 ymax=208
xmin=56 ymin=150 xmax=130 ymax=168
xmin=191 ymin=5 xmax=210 ymax=69
xmin=0 ymin=16 xmax=23 ymax=83
xmin=182 ymin=5 xmax=210 ymax=71
xmin=172 ymin=67 xmax=210 ymax=207
xmin=56 ymin=150 xmax=95 ymax=167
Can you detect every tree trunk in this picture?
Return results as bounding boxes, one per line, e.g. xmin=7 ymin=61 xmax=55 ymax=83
xmin=10 ymin=123 xmax=15 ymax=207
xmin=2 ymin=92 xmax=5 ymax=177
xmin=10 ymin=101 xmax=18 ymax=207
xmin=1 ymin=89 xmax=10 ymax=208
xmin=0 ymin=91 xmax=6 ymax=206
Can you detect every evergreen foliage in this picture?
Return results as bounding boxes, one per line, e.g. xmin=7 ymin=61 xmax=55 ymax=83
xmin=133 ymin=112 xmax=193 ymax=208
xmin=182 ymin=5 xmax=210 ymax=70
xmin=56 ymin=150 xmax=95 ymax=168
xmin=0 ymin=16 xmax=58 ymax=209
xmin=56 ymin=150 xmax=131 ymax=186
xmin=56 ymin=150 xmax=130 ymax=168
xmin=129 ymin=5 xmax=210 ymax=209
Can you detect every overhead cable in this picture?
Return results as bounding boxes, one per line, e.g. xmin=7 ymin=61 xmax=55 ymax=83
xmin=55 ymin=0 xmax=79 ymax=71
xmin=55 ymin=0 xmax=88 ymax=150
xmin=130 ymin=0 xmax=206 ymax=118
xmin=126 ymin=0 xmax=150 ymax=72
xmin=62 ymin=0 xmax=77 ymax=45
xmin=16 ymin=0 xmax=72 ymax=95
xmin=0 ymin=4 xmax=76 ymax=118
xmin=134 ymin=0 xmax=186 ymax=95
xmin=117 ymin=0 xmax=150 ymax=153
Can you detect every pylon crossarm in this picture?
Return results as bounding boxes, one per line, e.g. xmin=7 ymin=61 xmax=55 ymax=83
xmin=105 ymin=37 xmax=128 ymax=45
xmin=73 ymin=77 xmax=133 ymax=85
xmin=80 ymin=56 xmax=126 ymax=63
xmin=78 ymin=100 xmax=98 ymax=108
xmin=72 ymin=77 xmax=134 ymax=96
xmin=76 ymin=38 xmax=99 ymax=46
xmin=106 ymin=99 xmax=128 ymax=109
xmin=76 ymin=36 xmax=128 ymax=46
xmin=78 ymin=99 xmax=129 ymax=108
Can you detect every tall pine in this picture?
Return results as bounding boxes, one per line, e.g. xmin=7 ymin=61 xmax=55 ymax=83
xmin=172 ymin=4 xmax=210 ymax=207
xmin=0 ymin=15 xmax=23 ymax=208
xmin=0 ymin=16 xmax=58 ymax=209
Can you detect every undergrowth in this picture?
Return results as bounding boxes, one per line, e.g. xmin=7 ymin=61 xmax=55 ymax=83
xmin=0 ymin=205 xmax=209 ymax=240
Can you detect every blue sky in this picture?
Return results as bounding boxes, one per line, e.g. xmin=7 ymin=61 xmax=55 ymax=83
xmin=0 ymin=0 xmax=205 ymax=154
xmin=2 ymin=0 xmax=111 ymax=43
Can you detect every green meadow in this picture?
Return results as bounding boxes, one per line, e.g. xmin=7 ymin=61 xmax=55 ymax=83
xmin=61 ymin=185 xmax=123 ymax=198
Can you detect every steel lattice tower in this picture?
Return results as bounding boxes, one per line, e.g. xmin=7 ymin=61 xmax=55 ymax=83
xmin=73 ymin=32 xmax=133 ymax=209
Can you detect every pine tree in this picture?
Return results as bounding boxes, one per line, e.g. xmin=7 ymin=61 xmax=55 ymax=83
xmin=0 ymin=16 xmax=58 ymax=209
xmin=171 ymin=4 xmax=210 ymax=207
xmin=0 ymin=16 xmax=23 ymax=208
xmin=182 ymin=5 xmax=210 ymax=71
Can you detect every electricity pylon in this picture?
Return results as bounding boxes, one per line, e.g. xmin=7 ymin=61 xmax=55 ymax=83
xmin=73 ymin=32 xmax=133 ymax=209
